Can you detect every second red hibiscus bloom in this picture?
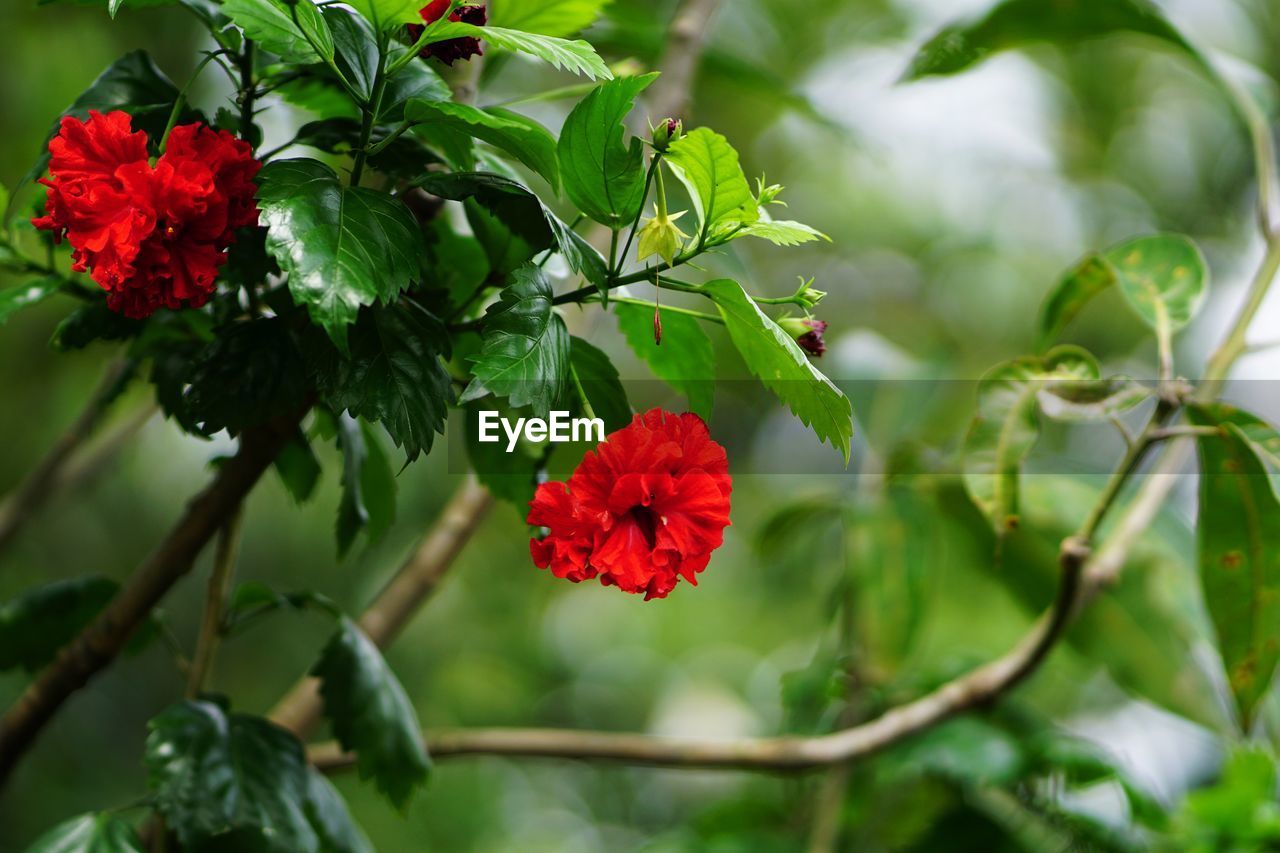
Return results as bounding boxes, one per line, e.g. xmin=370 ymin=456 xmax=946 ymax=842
xmin=528 ymin=409 xmax=733 ymax=600
xmin=34 ymin=110 xmax=260 ymax=319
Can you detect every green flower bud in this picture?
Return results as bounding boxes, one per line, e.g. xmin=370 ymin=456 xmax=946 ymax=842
xmin=652 ymin=118 xmax=683 ymax=152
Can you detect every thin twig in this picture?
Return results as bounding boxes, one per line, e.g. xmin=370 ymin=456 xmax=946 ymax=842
xmin=185 ymin=507 xmax=245 ymax=699
xmin=270 ymin=478 xmax=493 ymax=737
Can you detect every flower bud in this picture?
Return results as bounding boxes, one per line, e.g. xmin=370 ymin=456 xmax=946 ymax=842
xmin=756 ymin=177 xmax=785 ymax=206
xmin=778 ymin=316 xmax=828 ymax=358
xmin=793 ymin=277 xmax=827 ymax=310
xmin=653 ymin=307 xmax=663 ymax=346
xmin=652 ymin=118 xmax=683 ymax=152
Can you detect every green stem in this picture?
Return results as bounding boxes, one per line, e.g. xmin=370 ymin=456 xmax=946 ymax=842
xmin=1198 ymin=237 xmax=1280 ymax=399
xmin=570 ymin=364 xmax=597 ymax=421
xmin=615 ymin=154 xmax=663 ymax=277
xmin=1076 ymin=400 xmax=1177 ymax=543
xmin=350 ymin=39 xmax=390 ymax=187
xmin=158 ymin=51 xmax=228 ymax=153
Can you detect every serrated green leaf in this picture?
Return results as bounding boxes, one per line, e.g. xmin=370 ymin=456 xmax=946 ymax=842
xmin=558 ymin=74 xmax=658 ymax=227
xmin=346 ymin=0 xmax=419 ymax=31
xmin=703 ymin=278 xmax=852 ymax=461
xmin=145 ymin=700 xmax=317 ymax=851
xmin=569 ymin=336 xmax=631 ymax=433
xmin=963 ymin=346 xmax=1099 ymax=534
xmin=313 ymin=618 xmax=429 ymax=810
xmin=0 ymin=276 xmax=61 ymax=327
xmin=664 ymin=128 xmax=759 ymax=237
xmin=303 ymin=769 xmax=374 ymax=853
xmin=425 ymin=22 xmax=612 ymax=79
xmin=223 ymin=0 xmax=334 ymax=65
xmin=1188 ymin=404 xmax=1280 ymax=730
xmin=334 ymin=416 xmax=397 ymax=556
xmin=614 ymin=302 xmax=715 ymax=419
xmin=25 ymin=812 xmax=144 ymax=853
xmin=182 ymin=318 xmax=310 ymax=437
xmin=275 ymin=430 xmax=322 ymax=504
xmin=463 ymin=264 xmax=569 ymax=415
xmin=491 ymin=0 xmax=610 ymax=37
xmin=904 ymin=0 xmax=1195 ymax=82
xmin=416 ymin=172 xmax=605 ymax=287
xmin=0 ymin=577 xmax=118 ymax=673
xmin=309 ymin=302 xmax=453 ymax=462
xmin=732 ymin=218 xmax=829 ymax=247
xmin=405 ymin=100 xmax=559 ymax=189
xmin=257 ymin=159 xmax=426 ymax=352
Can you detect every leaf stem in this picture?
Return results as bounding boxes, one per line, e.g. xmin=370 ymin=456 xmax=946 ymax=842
xmin=158 ymin=51 xmax=230 ymax=153
xmin=615 ymin=155 xmax=664 ymax=276
xmin=350 ymin=38 xmax=390 ymax=187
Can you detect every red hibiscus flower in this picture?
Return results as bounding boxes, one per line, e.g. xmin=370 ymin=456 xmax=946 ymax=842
xmin=527 ymin=409 xmax=732 ymax=600
xmin=408 ymin=1 xmax=486 ymax=66
xmin=34 ymin=111 xmax=260 ymax=319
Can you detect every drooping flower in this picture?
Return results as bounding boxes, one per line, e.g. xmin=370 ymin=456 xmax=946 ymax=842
xmin=409 ymin=1 xmax=487 ymax=66
xmin=779 ymin=316 xmax=828 ymax=358
xmin=527 ymin=409 xmax=732 ymax=600
xmin=33 ymin=111 xmax=260 ymax=319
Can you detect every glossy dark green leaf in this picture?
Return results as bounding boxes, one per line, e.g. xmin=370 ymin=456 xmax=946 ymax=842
xmin=313 ymin=618 xmax=429 ymax=810
xmin=569 ymin=336 xmax=631 ymax=433
xmin=664 ymin=128 xmax=758 ymax=238
xmin=415 ymin=172 xmax=606 ymax=287
xmin=345 ymin=0 xmax=419 ymax=32
xmin=334 ymin=416 xmax=397 ymax=557
xmin=24 ymin=812 xmax=144 ymax=853
xmin=308 ymin=302 xmax=452 ymax=463
xmin=463 ymin=264 xmax=569 ymax=415
xmin=326 ymin=7 xmax=377 ymax=100
xmin=145 ymin=700 xmax=317 ymax=851
xmin=223 ymin=0 xmax=333 ymax=65
xmin=303 ymin=769 xmax=374 ymax=853
xmin=1188 ymin=403 xmax=1280 ymax=730
xmin=182 ymin=318 xmax=310 ymax=437
xmin=614 ymin=302 xmax=715 ymax=419
xmin=963 ymin=346 xmax=1099 ymax=534
xmin=703 ymin=278 xmax=852 ymax=462
xmin=463 ymin=401 xmax=541 ymax=509
xmin=423 ymin=22 xmax=612 ymax=79
xmin=904 ymin=0 xmax=1195 ymax=82
xmin=0 ymin=577 xmax=118 ymax=672
xmin=405 ymin=99 xmax=559 ymax=189
xmin=257 ymin=158 xmax=426 ymax=352
xmin=0 ymin=276 xmax=61 ymax=327
xmin=274 ymin=430 xmax=322 ymax=504
xmin=49 ymin=302 xmax=140 ymax=351
xmin=558 ymin=74 xmax=658 ymax=227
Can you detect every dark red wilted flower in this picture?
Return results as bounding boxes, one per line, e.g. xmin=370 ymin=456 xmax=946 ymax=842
xmin=409 ymin=1 xmax=487 ymax=66
xmin=527 ymin=409 xmax=732 ymax=600
xmin=34 ymin=111 xmax=260 ymax=319
xmin=779 ymin=316 xmax=828 ymax=358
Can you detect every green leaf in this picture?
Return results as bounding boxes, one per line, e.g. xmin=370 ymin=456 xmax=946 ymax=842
xmin=335 ymin=416 xmax=397 ymax=556
xmin=1188 ymin=404 xmax=1280 ymax=730
xmin=25 ymin=812 xmax=144 ymax=853
xmin=703 ymin=278 xmax=853 ymax=462
xmin=275 ymin=430 xmax=322 ymax=504
xmin=491 ymin=0 xmax=609 ymax=37
xmin=558 ymin=74 xmax=658 ymax=227
xmin=1036 ymin=377 xmax=1151 ymax=421
xmin=1195 ymin=405 xmax=1280 ymax=497
xmin=664 ymin=128 xmax=759 ymax=237
xmin=303 ymin=769 xmax=374 ymax=853
xmin=326 ymin=7 xmax=378 ymax=99
xmin=108 ymin=0 xmax=125 ymax=17
xmin=424 ymin=22 xmax=612 ymax=79
xmin=0 ymin=277 xmax=61 ymax=327
xmin=963 ymin=346 xmax=1100 ymax=534
xmin=257 ymin=159 xmax=426 ymax=352
xmin=223 ymin=0 xmax=334 ymax=65
xmin=345 ymin=0 xmax=420 ymax=31
xmin=182 ymin=318 xmax=310 ymax=437
xmin=1037 ymin=255 xmax=1114 ymax=348
xmin=1105 ymin=234 xmax=1208 ymax=334
xmin=463 ymin=401 xmax=541 ymax=508
xmin=0 ymin=576 xmax=118 ymax=673
xmin=313 ymin=618 xmax=430 ymax=810
xmin=903 ymin=0 xmax=1196 ymax=82
xmin=415 ymin=172 xmax=605 ymax=286
xmin=569 ymin=336 xmax=631 ymax=433
xmin=308 ymin=302 xmax=453 ymax=463
xmin=463 ymin=264 xmax=570 ymax=415
xmin=732 ymin=218 xmax=830 ymax=247
xmin=145 ymin=700 xmax=317 ymax=851
xmin=26 ymin=51 xmax=181 ymax=186
xmin=405 ymin=100 xmax=559 ymax=189
xmin=50 ymin=302 xmax=141 ymax=351
xmin=614 ymin=302 xmax=715 ymax=420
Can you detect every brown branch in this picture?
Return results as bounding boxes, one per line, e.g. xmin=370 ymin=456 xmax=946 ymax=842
xmin=0 ymin=413 xmax=301 ymax=788
xmin=185 ymin=506 xmax=245 ymax=699
xmin=269 ymin=477 xmax=493 ymax=737
xmin=0 ymin=360 xmax=136 ymax=557
xmin=648 ymin=0 xmax=723 ymax=122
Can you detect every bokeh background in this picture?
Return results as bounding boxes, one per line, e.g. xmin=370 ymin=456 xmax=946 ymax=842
xmin=4 ymin=0 xmax=1280 ymax=848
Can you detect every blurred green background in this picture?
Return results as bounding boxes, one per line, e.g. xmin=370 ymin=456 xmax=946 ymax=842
xmin=4 ymin=0 xmax=1280 ymax=849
